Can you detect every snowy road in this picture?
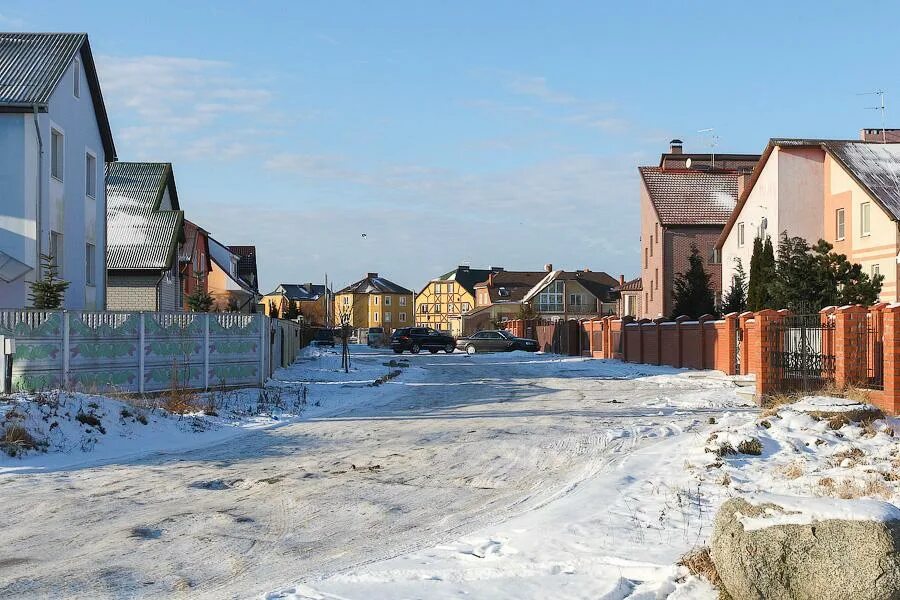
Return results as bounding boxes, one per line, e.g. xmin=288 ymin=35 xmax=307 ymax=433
xmin=0 ymin=348 xmax=749 ymax=599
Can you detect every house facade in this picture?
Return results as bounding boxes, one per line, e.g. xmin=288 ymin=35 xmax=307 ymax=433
xmin=208 ymin=237 xmax=260 ymax=312
xmin=463 ymin=270 xmax=548 ymax=334
xmin=334 ymin=273 xmax=414 ymax=334
xmin=261 ymin=283 xmax=332 ymax=325
xmin=639 ymin=140 xmax=758 ymax=318
xmin=718 ymin=139 xmax=827 ymax=291
xmin=180 ymin=219 xmax=211 ymax=310
xmin=614 ymin=276 xmax=642 ymax=317
xmin=521 ymin=268 xmax=619 ymax=319
xmin=718 ymin=136 xmax=900 ymax=302
xmin=0 ymin=33 xmax=116 ymax=309
xmin=415 ymin=265 xmax=503 ymax=335
xmin=106 ymin=162 xmax=184 ymax=311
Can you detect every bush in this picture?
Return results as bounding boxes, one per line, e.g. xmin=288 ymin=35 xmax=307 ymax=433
xmin=737 ymin=438 xmax=763 ymax=455
xmin=1 ymin=423 xmax=46 ymax=457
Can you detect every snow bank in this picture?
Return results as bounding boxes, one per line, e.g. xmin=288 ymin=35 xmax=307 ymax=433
xmin=737 ymin=493 xmax=900 ymax=531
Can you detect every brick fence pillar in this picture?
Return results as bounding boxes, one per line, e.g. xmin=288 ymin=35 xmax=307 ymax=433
xmin=652 ymin=317 xmax=665 ymax=365
xmin=621 ymin=315 xmax=634 ymax=361
xmin=674 ymin=315 xmax=689 ymax=368
xmin=879 ymin=305 xmax=900 ymax=414
xmin=721 ymin=312 xmax=739 ymax=375
xmin=738 ymin=311 xmax=754 ymax=375
xmin=751 ymin=309 xmax=781 ymax=401
xmin=698 ymin=314 xmax=714 ymax=370
xmin=833 ymin=304 xmax=867 ymax=388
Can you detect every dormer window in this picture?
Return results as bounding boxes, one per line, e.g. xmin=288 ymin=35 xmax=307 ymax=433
xmin=73 ymin=59 xmax=80 ymax=98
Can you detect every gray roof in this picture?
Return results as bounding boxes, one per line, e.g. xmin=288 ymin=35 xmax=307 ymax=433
xmin=271 ymin=283 xmax=328 ymax=301
xmin=337 ymin=273 xmax=413 ymax=295
xmin=825 ymin=141 xmax=900 ymax=221
xmin=106 ymin=162 xmax=183 ymax=271
xmin=0 ymin=32 xmax=116 ymax=158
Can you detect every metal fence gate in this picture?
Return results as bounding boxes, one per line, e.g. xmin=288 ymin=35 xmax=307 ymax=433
xmin=769 ymin=314 xmax=835 ymax=392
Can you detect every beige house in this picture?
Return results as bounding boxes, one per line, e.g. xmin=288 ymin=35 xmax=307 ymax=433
xmin=415 ymin=266 xmax=502 ymax=336
xmin=719 ymin=133 xmax=900 ymax=302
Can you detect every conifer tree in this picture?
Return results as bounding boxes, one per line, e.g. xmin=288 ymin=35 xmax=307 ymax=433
xmin=185 ymin=271 xmax=214 ymax=312
xmin=28 ymin=253 xmax=70 ymax=309
xmin=722 ymin=258 xmax=748 ymax=314
xmin=268 ymin=300 xmax=279 ymax=319
xmin=283 ymin=298 xmax=300 ymax=320
xmin=671 ymin=244 xmax=716 ymax=319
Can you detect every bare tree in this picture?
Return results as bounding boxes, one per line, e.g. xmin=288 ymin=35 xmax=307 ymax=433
xmin=337 ymin=305 xmax=352 ymax=373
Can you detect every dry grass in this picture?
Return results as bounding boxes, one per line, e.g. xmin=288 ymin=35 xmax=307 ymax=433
xmin=780 ymin=461 xmax=805 ymax=479
xmin=833 ymin=477 xmax=892 ymax=499
xmin=678 ymin=546 xmax=722 ymax=587
xmin=0 ymin=423 xmax=43 ymax=457
xmin=737 ymin=438 xmax=763 ymax=456
xmin=818 ymin=476 xmax=835 ymax=490
xmin=761 ymin=392 xmax=799 ymax=417
xmin=831 ymin=447 xmax=865 ymax=467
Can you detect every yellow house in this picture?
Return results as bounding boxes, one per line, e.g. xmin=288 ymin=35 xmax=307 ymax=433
xmin=260 ymin=283 xmax=331 ymax=325
xmin=333 ymin=273 xmax=414 ymax=333
xmin=415 ymin=266 xmax=503 ymax=336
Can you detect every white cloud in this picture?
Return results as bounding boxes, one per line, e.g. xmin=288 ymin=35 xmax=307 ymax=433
xmin=97 ymin=55 xmax=277 ymax=161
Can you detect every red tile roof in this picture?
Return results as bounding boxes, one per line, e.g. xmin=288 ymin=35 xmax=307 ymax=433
xmin=639 ymin=166 xmax=744 ymax=227
xmin=615 ymin=277 xmax=642 ymax=292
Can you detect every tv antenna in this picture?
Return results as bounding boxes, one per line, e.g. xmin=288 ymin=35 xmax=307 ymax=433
xmin=858 ymin=90 xmax=887 ymax=143
xmin=698 ymin=128 xmax=719 ymax=168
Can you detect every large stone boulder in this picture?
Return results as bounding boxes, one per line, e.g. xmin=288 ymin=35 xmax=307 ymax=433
xmin=710 ymin=496 xmax=900 ymax=600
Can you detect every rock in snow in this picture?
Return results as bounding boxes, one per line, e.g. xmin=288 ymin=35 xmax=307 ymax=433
xmin=711 ymin=496 xmax=900 ymax=600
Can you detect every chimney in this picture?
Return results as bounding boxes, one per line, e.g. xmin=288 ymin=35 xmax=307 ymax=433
xmin=367 ymin=272 xmax=378 ymax=279
xmin=619 ymin=274 xmax=625 ymax=286
xmin=306 ymin=282 xmax=314 ymax=293
xmin=669 ymin=138 xmax=683 ymax=154
xmin=737 ymin=173 xmax=752 ymax=197
xmin=544 ymin=263 xmax=553 ymax=272
xmin=583 ymin=267 xmax=591 ymax=272
xmin=860 ymin=128 xmax=900 ymax=143
xmin=457 ymin=264 xmax=469 ymax=271
xmin=488 ymin=272 xmax=496 ymax=287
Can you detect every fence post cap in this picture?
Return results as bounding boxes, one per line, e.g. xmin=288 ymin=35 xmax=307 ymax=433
xmin=651 ymin=317 xmax=667 ymax=325
xmin=674 ymin=315 xmax=690 ymax=323
xmin=698 ymin=313 xmax=715 ymax=323
xmin=869 ymin=302 xmax=889 ymax=312
xmin=819 ymin=306 xmax=837 ymax=315
xmin=722 ymin=311 xmax=740 ymax=320
xmin=738 ymin=310 xmax=755 ymax=320
xmin=837 ymin=304 xmax=867 ymax=313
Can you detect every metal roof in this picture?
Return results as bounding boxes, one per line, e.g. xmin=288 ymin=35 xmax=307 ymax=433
xmin=824 ymin=141 xmax=900 ymax=221
xmin=639 ymin=166 xmax=741 ymax=226
xmin=270 ymin=283 xmax=328 ymax=301
xmin=0 ymin=32 xmax=116 ymax=159
xmin=106 ymin=162 xmax=183 ymax=271
xmin=228 ymin=245 xmax=258 ymax=292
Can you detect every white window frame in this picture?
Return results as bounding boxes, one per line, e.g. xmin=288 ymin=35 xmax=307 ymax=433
xmin=85 ymin=149 xmax=97 ymax=198
xmin=538 ymin=280 xmax=564 ymax=313
xmin=384 ymin=311 xmax=392 ymax=322
xmin=373 ymin=311 xmax=379 ymax=321
xmin=836 ymin=208 xmax=845 ymax=241
xmin=861 ymin=202 xmax=871 ymax=237
xmin=373 ymin=295 xmax=380 ymax=305
xmin=51 ymin=128 xmax=64 ymax=181
xmin=399 ymin=296 xmax=407 ymax=306
xmin=73 ymin=58 xmax=81 ymax=98
xmin=568 ymin=293 xmax=583 ymax=307
xmin=737 ymin=222 xmax=745 ymax=247
xmin=342 ymin=296 xmax=350 ymax=306
xmin=85 ymin=242 xmax=95 ymax=286
xmin=399 ymin=312 xmax=407 ymax=322
xmin=872 ymin=263 xmax=880 ymax=277
xmin=384 ymin=296 xmax=392 ymax=306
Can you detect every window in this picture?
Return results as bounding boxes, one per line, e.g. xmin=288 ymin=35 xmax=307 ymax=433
xmin=737 ymin=222 xmax=745 ymax=247
xmin=650 ymin=242 xmax=653 ymax=257
xmin=538 ymin=280 xmax=564 ymax=312
xmin=85 ymin=243 xmax=95 ymax=285
xmin=708 ymin=247 xmax=721 ymax=264
xmin=399 ymin=296 xmax=407 ymax=306
xmin=85 ymin=152 xmax=97 ymax=197
xmin=73 ymin=59 xmax=80 ymax=98
xmin=624 ymin=295 xmax=635 ymax=317
xmin=434 ymin=304 xmax=441 ymax=313
xmin=384 ymin=296 xmax=392 ymax=306
xmin=836 ymin=208 xmax=845 ymax=240
xmin=373 ymin=295 xmax=380 ymax=305
xmin=861 ymin=202 xmax=871 ymax=236
xmin=49 ymin=231 xmax=63 ymax=274
xmin=461 ymin=302 xmax=470 ymax=311
xmin=342 ymin=296 xmax=349 ymax=305
xmin=384 ymin=312 xmax=392 ymax=322
xmin=51 ymin=129 xmax=64 ymax=180
xmin=399 ymin=312 xmax=407 ymax=322
xmin=644 ymin=247 xmax=648 ymax=268
xmin=373 ymin=312 xmax=379 ymax=321
xmin=872 ymin=263 xmax=880 ymax=277
xmin=655 ymin=268 xmax=659 ymax=290
xmin=569 ymin=293 xmax=583 ymax=307
xmin=420 ymin=304 xmax=428 ymax=314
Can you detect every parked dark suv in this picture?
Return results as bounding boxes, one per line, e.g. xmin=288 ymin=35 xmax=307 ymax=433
xmin=391 ymin=327 xmax=456 ymax=354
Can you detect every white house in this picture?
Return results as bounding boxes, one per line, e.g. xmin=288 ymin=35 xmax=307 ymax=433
xmin=0 ymin=33 xmax=116 ymax=309
xmin=717 ymin=139 xmax=826 ymax=288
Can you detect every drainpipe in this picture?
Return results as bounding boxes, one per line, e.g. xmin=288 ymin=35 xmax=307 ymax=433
xmin=31 ymin=105 xmax=43 ymax=279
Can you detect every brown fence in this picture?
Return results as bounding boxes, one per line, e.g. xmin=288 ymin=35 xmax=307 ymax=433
xmin=501 ymin=307 xmax=899 ymax=415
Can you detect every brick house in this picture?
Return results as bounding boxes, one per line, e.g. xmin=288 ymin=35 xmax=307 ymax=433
xmin=463 ymin=270 xmax=547 ymax=334
xmin=639 ymin=140 xmax=758 ymax=318
xmin=614 ymin=276 xmax=642 ymax=317
xmin=180 ymin=219 xmax=211 ymax=310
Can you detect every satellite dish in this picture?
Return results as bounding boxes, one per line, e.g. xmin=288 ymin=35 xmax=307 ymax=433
xmin=685 ymin=157 xmax=692 ymax=168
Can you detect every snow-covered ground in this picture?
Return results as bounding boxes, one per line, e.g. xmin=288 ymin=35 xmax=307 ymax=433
xmin=1 ymin=346 xmax=897 ymax=599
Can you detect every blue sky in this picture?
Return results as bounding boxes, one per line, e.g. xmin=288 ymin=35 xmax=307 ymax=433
xmin=2 ymin=1 xmax=896 ymax=291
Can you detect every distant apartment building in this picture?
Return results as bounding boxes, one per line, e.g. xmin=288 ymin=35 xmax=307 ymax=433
xmin=0 ymin=33 xmax=116 ymax=309
xmin=639 ymin=139 xmax=759 ymax=318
